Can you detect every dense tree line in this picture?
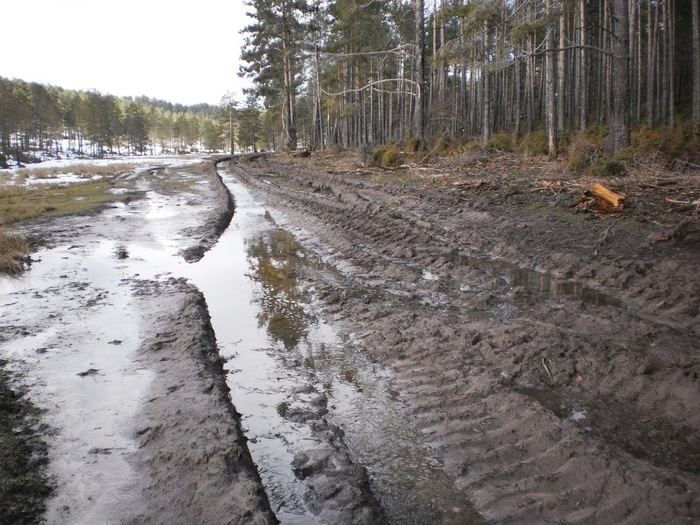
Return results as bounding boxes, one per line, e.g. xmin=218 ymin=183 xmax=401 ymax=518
xmin=241 ymin=0 xmax=700 ymax=157
xmin=0 ymin=77 xmax=228 ymax=159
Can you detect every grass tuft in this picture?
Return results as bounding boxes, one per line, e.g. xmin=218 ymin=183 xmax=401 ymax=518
xmin=520 ymin=130 xmax=549 ymax=156
xmin=373 ymin=143 xmax=404 ymax=167
xmin=484 ymin=132 xmax=514 ymax=153
xmin=567 ymin=134 xmax=604 ymax=173
xmin=590 ymin=158 xmax=628 ymax=178
xmin=15 ymin=163 xmax=136 ymax=180
xmin=0 ymin=181 xmax=121 ymax=225
xmin=0 ymin=228 xmax=29 ymax=274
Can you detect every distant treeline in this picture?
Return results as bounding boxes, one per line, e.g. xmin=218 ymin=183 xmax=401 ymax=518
xmin=241 ymin=0 xmax=700 ymax=156
xmin=0 ymin=77 xmax=236 ymax=158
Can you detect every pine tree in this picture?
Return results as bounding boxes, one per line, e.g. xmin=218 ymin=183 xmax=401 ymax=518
xmin=241 ymin=0 xmax=309 ymax=151
xmin=125 ymin=102 xmax=149 ymax=155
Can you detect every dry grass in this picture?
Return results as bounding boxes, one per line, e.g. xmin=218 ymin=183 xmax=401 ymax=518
xmin=373 ymin=144 xmax=404 ymax=167
xmin=0 ymin=228 xmax=29 ymax=274
xmin=14 ymin=163 xmax=137 ymax=180
xmin=567 ymin=134 xmax=604 ymax=173
xmin=484 ymin=132 xmax=515 ymax=153
xmin=0 ymin=181 xmax=120 ymax=224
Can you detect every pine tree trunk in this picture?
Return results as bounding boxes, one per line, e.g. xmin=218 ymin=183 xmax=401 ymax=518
xmin=545 ymin=0 xmax=558 ymax=155
xmin=482 ymin=67 xmax=491 ymax=143
xmin=515 ymin=59 xmax=521 ymax=136
xmin=692 ymin=0 xmax=700 ymax=129
xmin=647 ymin=0 xmax=655 ymax=127
xmin=579 ymin=0 xmax=588 ymax=130
xmin=414 ymin=0 xmax=425 ymax=140
xmin=667 ymin=0 xmax=675 ymax=127
xmin=558 ymin=2 xmax=566 ymax=136
xmin=483 ymin=24 xmax=492 ymax=143
xmin=611 ymin=0 xmax=630 ymax=154
xmin=636 ymin=0 xmax=643 ymax=123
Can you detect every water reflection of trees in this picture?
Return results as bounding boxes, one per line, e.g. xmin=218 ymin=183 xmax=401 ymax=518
xmin=246 ymin=229 xmax=308 ymax=350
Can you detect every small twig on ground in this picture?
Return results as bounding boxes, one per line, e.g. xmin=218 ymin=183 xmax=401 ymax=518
xmin=665 ymin=198 xmax=700 ymax=206
xmin=541 ymin=357 xmax=553 ymax=380
xmin=672 ymin=158 xmax=700 ymax=170
xmin=594 ymin=220 xmax=617 ymax=256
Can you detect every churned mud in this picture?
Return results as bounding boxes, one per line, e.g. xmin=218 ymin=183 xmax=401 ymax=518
xmin=229 ymin=153 xmax=699 ymax=523
xmin=0 ymin=158 xmax=388 ymax=524
xmin=179 ymin=161 xmax=235 ymax=262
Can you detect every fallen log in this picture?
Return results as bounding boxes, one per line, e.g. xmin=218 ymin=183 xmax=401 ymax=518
xmin=591 ymin=182 xmax=625 ymax=209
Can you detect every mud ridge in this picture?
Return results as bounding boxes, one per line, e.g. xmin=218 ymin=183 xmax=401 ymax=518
xmin=124 ymin=278 xmax=277 ymax=524
xmin=181 ymin=160 xmax=235 ymax=262
xmin=230 ymin=158 xmax=700 ymax=523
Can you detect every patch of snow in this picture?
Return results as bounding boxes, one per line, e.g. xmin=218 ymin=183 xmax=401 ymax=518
xmin=26 ymin=174 xmax=104 ymax=186
xmin=422 ymin=269 xmax=439 ymax=282
xmin=570 ymin=408 xmax=588 ymax=421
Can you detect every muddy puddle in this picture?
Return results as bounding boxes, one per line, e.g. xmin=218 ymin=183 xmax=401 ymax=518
xmin=0 ymin=237 xmax=155 ymax=522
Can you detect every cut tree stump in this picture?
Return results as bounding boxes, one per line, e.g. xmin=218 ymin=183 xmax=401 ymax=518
xmin=591 ymin=183 xmax=625 ymax=209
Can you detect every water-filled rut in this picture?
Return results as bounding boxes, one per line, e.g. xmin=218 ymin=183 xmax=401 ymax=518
xmin=182 ymin=169 xmax=480 ymax=523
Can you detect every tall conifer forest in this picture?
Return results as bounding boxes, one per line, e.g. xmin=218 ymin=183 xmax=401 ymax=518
xmin=241 ymin=0 xmax=700 ymax=158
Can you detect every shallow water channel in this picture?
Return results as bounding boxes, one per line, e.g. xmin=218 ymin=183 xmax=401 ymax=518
xmin=183 ymin=168 xmax=480 ymax=524
xmin=0 ymin=164 xmax=479 ymax=523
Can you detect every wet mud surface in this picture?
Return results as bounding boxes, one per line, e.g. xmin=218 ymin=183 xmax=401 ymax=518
xmin=0 ymin=160 xmax=276 ymax=523
xmin=0 ymin=159 xmax=396 ymax=523
xmin=230 ymin=155 xmax=700 ymax=523
xmin=0 ymin=364 xmax=51 ymax=524
xmin=1 ymin=153 xmax=698 ymax=524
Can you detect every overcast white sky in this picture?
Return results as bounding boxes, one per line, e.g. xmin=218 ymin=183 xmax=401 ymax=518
xmin=2 ymin=0 xmax=251 ymax=105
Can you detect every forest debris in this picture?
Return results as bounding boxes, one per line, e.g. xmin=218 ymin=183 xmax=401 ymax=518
xmin=451 ymin=179 xmax=490 ymax=189
xmin=665 ymin=198 xmax=700 ymax=206
xmin=573 ymin=183 xmax=627 ymax=216
xmin=531 ymin=180 xmax=582 ymax=192
xmin=291 ymin=149 xmax=311 ymax=158
xmin=591 ymin=183 xmax=625 ymax=209
xmin=531 ymin=180 xmax=563 ymax=191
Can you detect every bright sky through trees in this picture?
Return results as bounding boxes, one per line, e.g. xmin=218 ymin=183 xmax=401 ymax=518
xmin=2 ymin=0 xmax=250 ymax=104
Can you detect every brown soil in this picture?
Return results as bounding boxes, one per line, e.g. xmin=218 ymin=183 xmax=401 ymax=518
xmin=230 ymin=152 xmax=700 ymax=524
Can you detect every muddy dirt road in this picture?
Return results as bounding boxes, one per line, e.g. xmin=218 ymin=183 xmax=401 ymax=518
xmin=229 ymin=154 xmax=699 ymax=524
xmin=1 ymin=155 xmax=698 ymax=524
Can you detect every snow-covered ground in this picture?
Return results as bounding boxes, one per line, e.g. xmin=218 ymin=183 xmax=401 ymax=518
xmin=0 ymin=156 xmax=203 ymax=188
